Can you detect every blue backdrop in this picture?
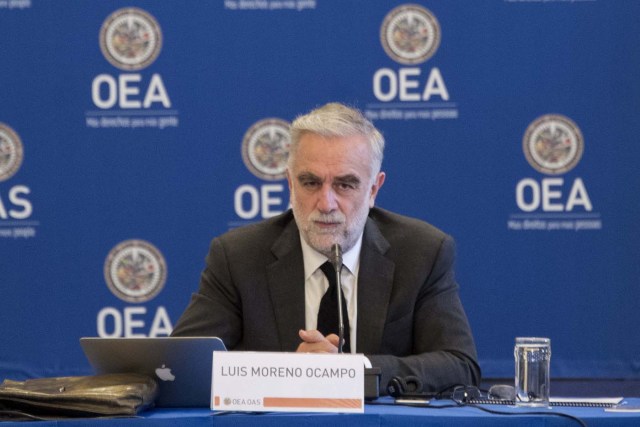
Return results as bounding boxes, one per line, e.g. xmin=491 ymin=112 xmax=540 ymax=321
xmin=1 ymin=0 xmax=639 ymax=381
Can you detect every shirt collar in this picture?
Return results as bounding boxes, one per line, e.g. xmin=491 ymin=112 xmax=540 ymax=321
xmin=300 ymin=233 xmax=363 ymax=280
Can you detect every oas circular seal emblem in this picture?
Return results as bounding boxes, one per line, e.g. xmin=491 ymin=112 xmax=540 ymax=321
xmin=0 ymin=123 xmax=24 ymax=182
xmin=104 ymin=239 xmax=167 ymax=303
xmin=380 ymin=4 xmax=441 ymax=65
xmin=99 ymin=8 xmax=162 ymax=71
xmin=523 ymin=114 xmax=584 ymax=175
xmin=241 ymin=118 xmax=291 ymax=181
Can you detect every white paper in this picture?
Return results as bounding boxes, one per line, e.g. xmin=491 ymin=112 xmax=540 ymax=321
xmin=551 ymin=397 xmax=623 ymax=404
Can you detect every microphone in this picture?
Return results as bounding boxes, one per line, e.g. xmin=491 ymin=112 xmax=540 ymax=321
xmin=330 ymin=243 xmax=346 ymax=354
xmin=330 ymin=243 xmax=343 ymax=271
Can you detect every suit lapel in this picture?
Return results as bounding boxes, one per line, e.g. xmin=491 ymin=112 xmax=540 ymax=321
xmin=266 ymin=218 xmax=306 ymax=351
xmin=356 ymin=217 xmax=394 ymax=354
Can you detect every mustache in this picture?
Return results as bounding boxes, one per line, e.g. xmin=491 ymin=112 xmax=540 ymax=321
xmin=308 ymin=212 xmax=346 ymax=224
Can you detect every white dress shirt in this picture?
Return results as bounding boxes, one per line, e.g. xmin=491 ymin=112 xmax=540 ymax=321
xmin=300 ymin=234 xmax=362 ymax=353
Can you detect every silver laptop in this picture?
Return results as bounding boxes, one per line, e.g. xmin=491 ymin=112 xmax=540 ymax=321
xmin=80 ymin=336 xmax=226 ymax=407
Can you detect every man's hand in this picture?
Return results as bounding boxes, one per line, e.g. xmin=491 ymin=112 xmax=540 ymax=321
xmin=296 ymin=329 xmax=340 ymax=353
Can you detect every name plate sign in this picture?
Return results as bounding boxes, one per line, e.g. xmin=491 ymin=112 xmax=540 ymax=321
xmin=211 ymin=351 xmax=365 ymax=413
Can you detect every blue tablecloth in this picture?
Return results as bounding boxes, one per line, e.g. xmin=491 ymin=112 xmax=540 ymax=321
xmin=2 ymin=398 xmax=640 ymax=426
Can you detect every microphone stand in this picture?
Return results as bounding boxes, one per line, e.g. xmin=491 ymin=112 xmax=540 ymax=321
xmin=330 ymin=244 xmax=345 ymax=354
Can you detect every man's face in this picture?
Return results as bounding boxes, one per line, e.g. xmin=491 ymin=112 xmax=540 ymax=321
xmin=287 ymin=133 xmax=385 ymax=257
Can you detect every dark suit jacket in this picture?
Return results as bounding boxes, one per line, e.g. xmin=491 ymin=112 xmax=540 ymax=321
xmin=172 ymin=207 xmax=480 ymax=393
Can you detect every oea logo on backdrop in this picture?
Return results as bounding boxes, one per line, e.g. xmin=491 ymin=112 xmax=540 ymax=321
xmin=233 ymin=119 xmax=291 ymax=223
xmin=0 ymin=124 xmax=23 ymax=182
xmin=87 ymin=8 xmax=177 ymax=129
xmin=367 ymin=4 xmax=454 ymax=121
xmin=509 ymin=114 xmax=600 ymax=231
xmin=99 ymin=8 xmax=162 ymax=71
xmin=104 ymin=239 xmax=167 ymax=302
xmin=0 ymin=123 xmax=35 ymax=238
xmin=97 ymin=239 xmax=173 ymax=337
xmin=522 ymin=115 xmax=584 ymax=176
xmin=380 ymin=4 xmax=440 ymax=66
xmin=517 ymin=115 xmax=590 ymax=212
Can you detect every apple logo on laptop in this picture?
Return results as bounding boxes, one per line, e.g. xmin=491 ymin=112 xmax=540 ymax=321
xmin=155 ymin=364 xmax=175 ymax=381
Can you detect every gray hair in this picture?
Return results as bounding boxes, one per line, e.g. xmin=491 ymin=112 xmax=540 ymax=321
xmin=288 ymin=103 xmax=385 ymax=177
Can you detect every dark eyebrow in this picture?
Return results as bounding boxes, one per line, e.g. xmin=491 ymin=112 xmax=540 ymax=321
xmin=297 ymin=172 xmax=321 ymax=182
xmin=334 ymin=174 xmax=361 ymax=186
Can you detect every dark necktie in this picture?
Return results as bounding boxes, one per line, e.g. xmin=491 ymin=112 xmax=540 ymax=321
xmin=317 ymin=261 xmax=350 ymax=353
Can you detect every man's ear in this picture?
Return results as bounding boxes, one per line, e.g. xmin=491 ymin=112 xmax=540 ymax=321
xmin=369 ymin=172 xmax=386 ymax=208
xmin=286 ymin=169 xmax=293 ymax=191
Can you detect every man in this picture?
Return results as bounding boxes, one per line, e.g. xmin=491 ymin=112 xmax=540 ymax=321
xmin=172 ymin=102 xmax=480 ymax=393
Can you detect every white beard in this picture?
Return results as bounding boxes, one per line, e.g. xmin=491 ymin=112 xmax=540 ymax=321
xmin=291 ymin=191 xmax=370 ymax=257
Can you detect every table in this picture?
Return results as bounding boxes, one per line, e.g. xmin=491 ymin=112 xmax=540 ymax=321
xmin=2 ymin=398 xmax=639 ymax=426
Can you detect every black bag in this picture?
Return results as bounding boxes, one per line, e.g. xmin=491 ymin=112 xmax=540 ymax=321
xmin=0 ymin=373 xmax=158 ymax=421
